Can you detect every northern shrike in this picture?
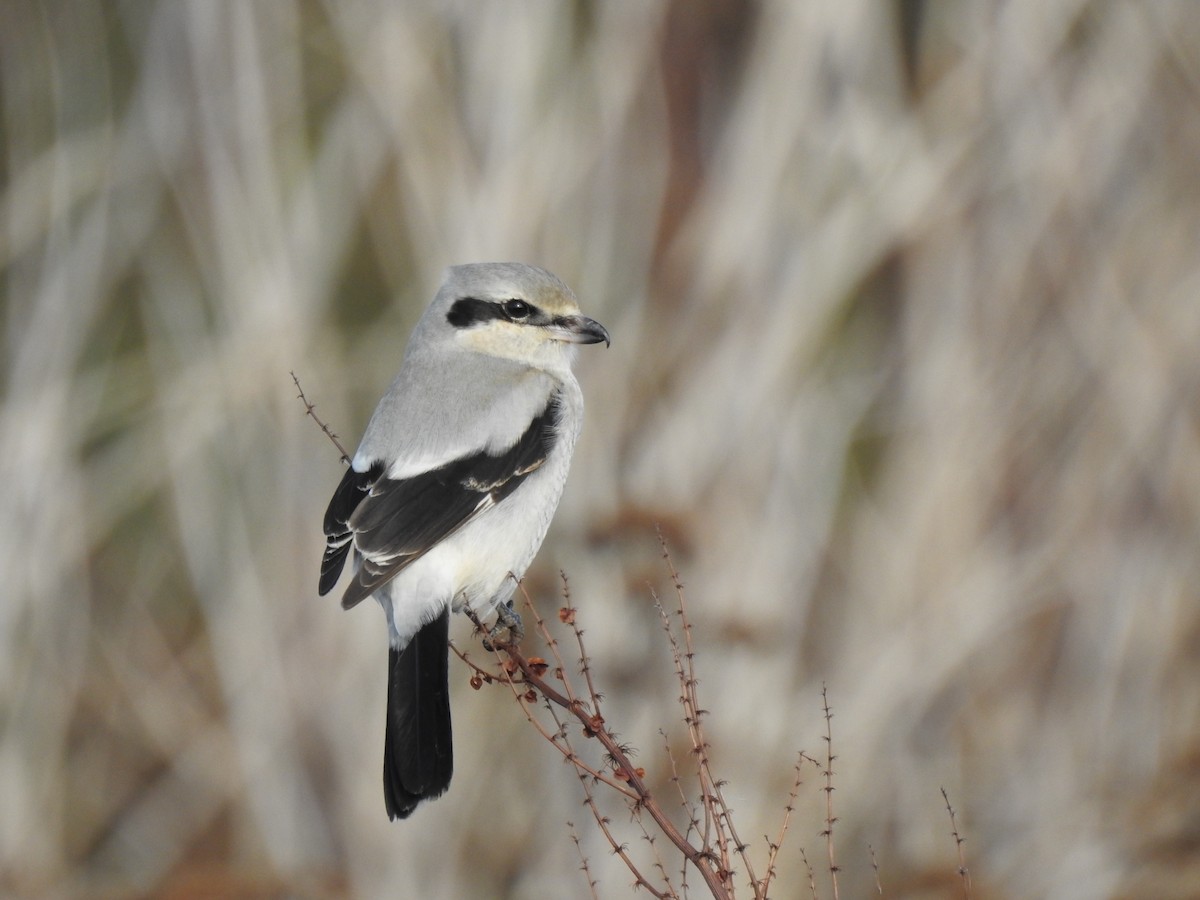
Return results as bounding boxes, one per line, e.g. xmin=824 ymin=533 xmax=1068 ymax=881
xmin=319 ymin=263 xmax=609 ymax=820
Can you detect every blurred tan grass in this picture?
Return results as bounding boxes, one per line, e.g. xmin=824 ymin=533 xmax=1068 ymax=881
xmin=2 ymin=1 xmax=1200 ymax=897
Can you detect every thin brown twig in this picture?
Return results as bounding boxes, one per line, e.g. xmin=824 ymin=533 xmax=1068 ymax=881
xmin=662 ymin=544 xmax=721 ymax=845
xmin=488 ymin=581 xmax=651 ymax=892
xmin=518 ymin=580 xmax=584 ymax=711
xmin=533 ymin=687 xmax=669 ymax=897
xmin=650 ymin=586 xmax=717 ymax=862
xmin=869 ymin=843 xmax=883 ymax=896
xmin=467 ymin=609 xmax=669 ymax=898
xmin=658 ymin=532 xmax=756 ymax=892
xmin=550 ymin=598 xmax=676 ymax=895
xmin=799 ymin=847 xmax=819 ymax=900
xmin=821 ymin=683 xmax=840 ymax=900
xmin=455 ymin=620 xmax=639 ymax=798
xmin=569 ymin=821 xmax=602 ymax=900
xmin=291 ymin=371 xmax=350 ymax=462
xmin=573 ymin=751 xmax=670 ymax=899
xmin=511 ymin=677 xmax=635 ymax=796
xmin=561 ymin=571 xmax=603 ymax=717
xmin=656 ymin=603 xmax=742 ymax=892
xmin=942 ymin=787 xmax=972 ymax=900
xmin=631 ymin=804 xmax=679 ymax=899
xmin=759 ymin=751 xmax=811 ymax=896
xmin=447 ymin=641 xmax=498 ymax=684
xmin=659 ymin=729 xmax=702 ymax=838
xmin=500 ymin=641 xmax=723 ymax=892
xmin=659 ymin=727 xmax=703 ymax=891
xmin=489 ymin=589 xmax=732 ymax=900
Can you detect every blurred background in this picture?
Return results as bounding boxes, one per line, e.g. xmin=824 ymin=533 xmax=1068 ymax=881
xmin=3 ymin=2 xmax=1199 ymax=897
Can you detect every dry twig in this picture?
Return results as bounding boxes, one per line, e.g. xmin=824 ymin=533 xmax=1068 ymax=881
xmin=799 ymin=847 xmax=819 ymax=900
xmin=463 ymin=565 xmax=747 ymax=897
xmin=821 ymin=684 xmax=840 ymax=900
xmin=291 ymin=372 xmax=350 ymax=462
xmin=569 ymin=821 xmax=602 ymax=900
xmin=869 ymin=844 xmax=883 ymax=896
xmin=468 ymin=591 xmax=732 ymax=899
xmin=759 ymin=752 xmax=817 ymax=896
xmin=942 ymin=787 xmax=972 ymax=900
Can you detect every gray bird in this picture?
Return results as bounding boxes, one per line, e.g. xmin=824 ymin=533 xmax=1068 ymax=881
xmin=319 ymin=262 xmax=609 ymax=819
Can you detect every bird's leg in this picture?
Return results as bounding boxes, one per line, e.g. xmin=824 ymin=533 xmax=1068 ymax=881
xmin=499 ymin=600 xmax=525 ymax=644
xmin=482 ymin=600 xmax=524 ymax=651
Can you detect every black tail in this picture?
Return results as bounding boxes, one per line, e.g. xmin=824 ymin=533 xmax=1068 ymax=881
xmin=384 ymin=608 xmax=453 ymax=820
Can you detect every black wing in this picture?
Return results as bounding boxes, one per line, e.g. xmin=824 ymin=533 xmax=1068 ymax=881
xmin=319 ymin=460 xmax=383 ymax=596
xmin=319 ymin=392 xmax=560 ymax=609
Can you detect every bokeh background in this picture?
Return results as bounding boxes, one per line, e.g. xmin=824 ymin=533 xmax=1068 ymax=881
xmin=3 ymin=2 xmax=1200 ymax=897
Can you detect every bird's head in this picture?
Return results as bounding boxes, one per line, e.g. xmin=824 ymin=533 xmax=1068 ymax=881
xmin=425 ymin=263 xmax=609 ymax=375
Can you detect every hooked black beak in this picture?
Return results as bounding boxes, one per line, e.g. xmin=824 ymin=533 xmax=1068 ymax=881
xmin=550 ymin=315 xmax=610 ymax=347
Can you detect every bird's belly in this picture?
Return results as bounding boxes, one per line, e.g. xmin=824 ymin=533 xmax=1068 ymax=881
xmin=381 ymin=457 xmax=568 ymax=645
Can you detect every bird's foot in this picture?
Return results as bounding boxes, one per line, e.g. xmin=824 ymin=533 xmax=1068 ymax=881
xmin=482 ymin=601 xmax=524 ymax=651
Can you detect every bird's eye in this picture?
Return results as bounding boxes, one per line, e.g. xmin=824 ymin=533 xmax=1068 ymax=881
xmin=502 ymin=299 xmax=531 ymax=320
